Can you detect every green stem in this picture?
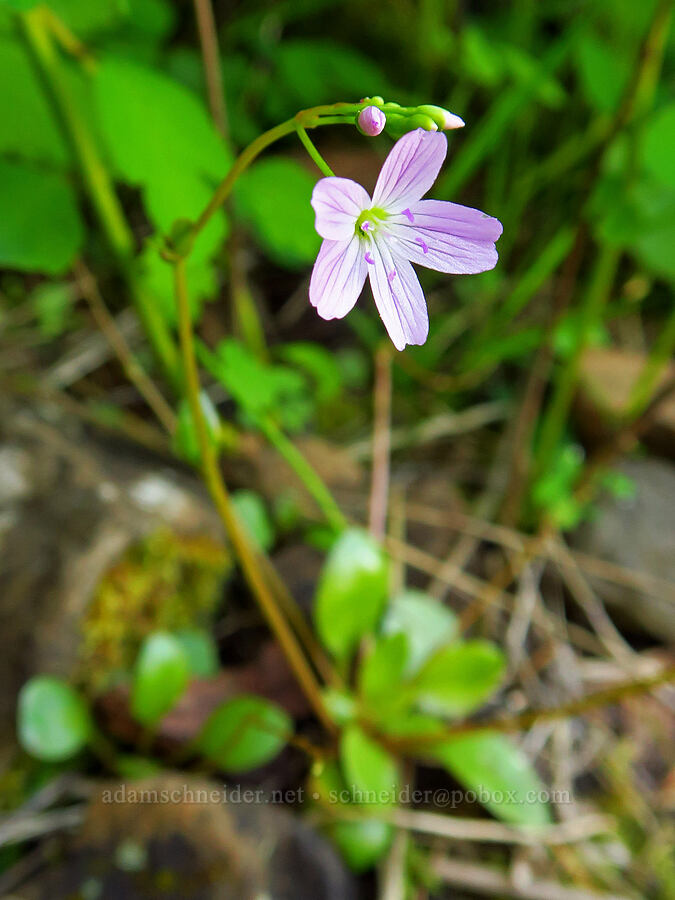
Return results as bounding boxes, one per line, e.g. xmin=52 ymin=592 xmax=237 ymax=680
xmin=535 ymin=245 xmax=621 ymax=475
xmin=295 ymin=124 xmax=335 ymax=176
xmin=259 ymin=416 xmax=347 ymax=533
xmin=21 ymin=6 xmax=180 ymax=388
xmin=173 ymin=257 xmax=334 ymax=733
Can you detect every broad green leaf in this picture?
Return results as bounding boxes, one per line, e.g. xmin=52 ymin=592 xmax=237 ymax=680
xmin=340 ymin=724 xmax=399 ymax=805
xmin=642 ymin=105 xmax=675 ymax=191
xmin=234 ymin=158 xmax=320 ymax=267
xmin=46 ymin=0 xmax=127 ymax=36
xmin=382 ymin=590 xmax=458 ymax=674
xmin=0 ymin=160 xmax=83 ymax=273
xmin=175 ymin=628 xmax=219 ymax=678
xmin=198 ymin=695 xmax=291 ymax=772
xmin=130 ymin=631 xmax=190 ymax=726
xmin=232 ymin=490 xmax=275 ymax=551
xmin=0 ymin=39 xmax=70 ymax=164
xmin=575 ymin=30 xmax=629 ymax=113
xmin=115 ymin=754 xmax=163 ymax=779
xmin=136 ymin=241 xmax=218 ymax=326
xmin=18 ymin=677 xmax=92 ymax=762
xmin=358 ymin=633 xmax=408 ymax=704
xmin=314 ymin=528 xmax=389 ymax=664
xmin=95 ymin=56 xmax=229 ymax=185
xmin=429 ymin=732 xmax=552 ymax=826
xmin=413 ymin=641 xmax=505 ymax=717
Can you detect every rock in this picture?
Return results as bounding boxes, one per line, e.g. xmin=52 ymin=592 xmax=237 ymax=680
xmin=576 ymin=347 xmax=675 ymax=459
xmin=0 ymin=400 xmax=228 ymax=758
xmin=17 ymin=773 xmax=357 ymax=900
xmin=573 ymin=458 xmax=675 ymax=641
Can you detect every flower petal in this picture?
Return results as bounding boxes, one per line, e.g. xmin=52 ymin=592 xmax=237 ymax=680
xmin=309 ymin=236 xmax=368 ymax=320
xmin=372 ymin=129 xmax=447 ymax=213
xmin=311 ymin=177 xmax=371 ymax=240
xmin=386 ymin=199 xmax=502 ymax=274
xmin=368 ymin=239 xmax=428 ymax=351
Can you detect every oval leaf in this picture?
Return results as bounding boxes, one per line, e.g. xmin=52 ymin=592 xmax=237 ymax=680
xmin=382 ymin=589 xmax=458 ymax=674
xmin=18 ymin=676 xmax=91 ymax=762
xmin=429 ymin=731 xmax=552 ymax=826
xmin=130 ymin=632 xmax=189 ymax=727
xmin=198 ymin=695 xmax=291 ymax=772
xmin=315 ymin=528 xmax=389 ymax=665
xmin=340 ymin=724 xmax=399 ymax=805
xmin=413 ymin=640 xmax=505 ymax=717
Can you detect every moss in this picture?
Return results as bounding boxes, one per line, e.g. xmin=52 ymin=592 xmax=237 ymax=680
xmin=79 ymin=530 xmax=231 ymax=693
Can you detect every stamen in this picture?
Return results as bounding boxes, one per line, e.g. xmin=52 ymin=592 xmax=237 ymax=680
xmin=360 ymin=220 xmax=372 ymax=233
xmin=365 ymin=252 xmax=375 ymax=265
xmin=415 ymin=237 xmax=429 ymax=254
xmin=387 ymin=270 xmax=397 ymax=282
xmin=402 ymin=208 xmax=415 ymax=224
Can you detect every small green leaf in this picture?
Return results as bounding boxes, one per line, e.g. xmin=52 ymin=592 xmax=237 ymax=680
xmin=232 ymin=489 xmax=275 ymax=551
xmin=642 ymin=104 xmax=675 ymax=191
xmin=413 ymin=641 xmax=505 ymax=717
xmin=175 ymin=628 xmax=219 ymax=678
xmin=382 ymin=590 xmax=458 ymax=674
xmin=575 ymin=30 xmax=629 ymax=113
xmin=0 ymin=160 xmax=83 ymax=274
xmin=331 ymin=819 xmax=393 ymax=872
xmin=358 ymin=633 xmax=408 ymax=704
xmin=314 ymin=528 xmax=389 ymax=665
xmin=18 ymin=676 xmax=92 ymax=762
xmin=234 ymin=158 xmax=320 ymax=267
xmin=340 ymin=724 xmax=399 ymax=805
xmin=172 ymin=392 xmax=221 ymax=465
xmin=31 ymin=282 xmax=76 ymax=338
xmin=429 ymin=732 xmax=552 ymax=826
xmin=130 ymin=632 xmax=190 ymax=727
xmin=198 ymin=695 xmax=291 ymax=772
xmin=277 ymin=343 xmax=343 ymax=404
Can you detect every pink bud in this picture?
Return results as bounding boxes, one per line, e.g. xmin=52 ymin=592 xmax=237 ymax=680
xmin=439 ymin=110 xmax=465 ymax=130
xmin=357 ymin=106 xmax=386 ymax=137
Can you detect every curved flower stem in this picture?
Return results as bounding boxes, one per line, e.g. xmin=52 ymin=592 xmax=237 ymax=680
xmin=295 ymin=124 xmax=335 ymax=177
xmin=173 ymin=257 xmax=335 ymax=734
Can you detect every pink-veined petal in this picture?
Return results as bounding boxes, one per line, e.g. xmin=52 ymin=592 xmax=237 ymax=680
xmin=372 ymin=129 xmax=447 ymax=213
xmin=311 ymin=177 xmax=371 ymax=240
xmin=386 ymin=199 xmax=502 ymax=274
xmin=368 ymin=238 xmax=428 ymax=351
xmin=309 ymin=236 xmax=368 ymax=320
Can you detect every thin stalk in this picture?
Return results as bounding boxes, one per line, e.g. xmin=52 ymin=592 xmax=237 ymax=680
xmin=20 ymin=7 xmax=180 ymax=388
xmin=535 ymin=245 xmax=621 ymax=476
xmin=368 ymin=343 xmax=393 ymax=541
xmin=173 ymin=257 xmax=335 ymax=733
xmin=259 ymin=416 xmax=347 ymax=533
xmin=192 ymin=0 xmax=228 ymax=139
xmin=295 ymin=124 xmax=335 ymax=176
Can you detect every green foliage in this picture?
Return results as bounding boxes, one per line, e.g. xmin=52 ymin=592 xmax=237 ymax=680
xmin=234 ymin=158 xmax=320 ymax=267
xmin=232 ymin=489 xmax=276 ymax=551
xmin=130 ymin=631 xmax=190 ymax=727
xmin=429 ymin=732 xmax=552 ymax=826
xmin=174 ymin=628 xmax=220 ymax=678
xmin=172 ymin=392 xmax=222 ymax=465
xmin=642 ymin=104 xmax=675 ymax=191
xmin=575 ymin=29 xmax=630 ymax=113
xmin=382 ymin=590 xmax=458 ymax=675
xmin=18 ymin=677 xmax=92 ymax=762
xmin=358 ymin=633 xmax=409 ymax=704
xmin=314 ymin=528 xmax=390 ymax=665
xmin=31 ymin=281 xmax=76 ymax=337
xmin=340 ymin=724 xmax=400 ymax=803
xmin=198 ymin=695 xmax=291 ymax=772
xmin=412 ymin=641 xmax=505 ymax=718
xmin=0 ymin=160 xmax=83 ymax=273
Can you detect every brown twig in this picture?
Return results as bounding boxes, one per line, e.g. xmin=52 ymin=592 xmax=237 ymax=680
xmin=368 ymin=343 xmax=393 ymax=540
xmin=192 ymin=0 xmax=228 ymax=139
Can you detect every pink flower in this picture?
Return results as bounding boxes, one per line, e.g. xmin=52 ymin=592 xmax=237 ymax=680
xmin=357 ymin=105 xmax=386 ymax=136
xmin=309 ymin=129 xmax=502 ymax=351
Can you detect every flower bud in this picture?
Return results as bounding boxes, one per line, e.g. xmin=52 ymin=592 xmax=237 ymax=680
xmin=357 ymin=105 xmax=386 ymax=137
xmin=386 ymin=113 xmax=438 ymax=137
xmin=417 ymin=104 xmax=465 ymax=130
